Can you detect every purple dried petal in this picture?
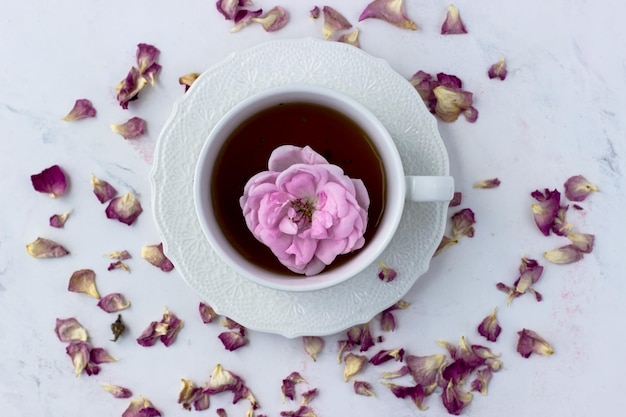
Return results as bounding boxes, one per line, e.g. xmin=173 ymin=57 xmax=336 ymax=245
xmin=141 ymin=243 xmax=174 ymax=271
xmin=91 ymin=174 xmax=117 ymax=204
xmin=26 ymin=237 xmax=69 ymax=258
xmin=106 ymin=250 xmax=131 ymax=260
xmin=488 ymin=56 xmax=508 ymax=80
xmin=111 ymin=117 xmax=146 ymax=139
xmin=380 ymin=310 xmax=396 ymax=332
xmin=336 ymin=339 xmax=354 ymax=363
xmin=471 ymin=367 xmax=493 ymax=395
xmin=136 ymin=321 xmax=161 ymax=347
xmin=49 ymin=211 xmax=70 ymax=228
xmin=199 ymin=302 xmax=219 ymax=323
xmin=108 ymin=261 xmax=130 ymax=272
xmin=405 ymin=354 xmax=446 ymax=389
xmin=409 ymin=70 xmax=437 ymax=101
xmin=343 ymin=353 xmax=367 ymax=381
xmin=433 ymin=85 xmax=474 ymax=122
xmin=353 ymin=380 xmax=375 ymax=396
xmin=303 ymin=336 xmax=324 ymax=361
xmin=434 ymin=235 xmax=458 ymax=256
xmin=106 ymin=192 xmax=143 ymax=225
xmin=230 ymin=8 xmax=263 ymax=32
xmin=567 ymin=232 xmax=595 ymax=253
xmin=359 ymin=322 xmax=375 ymax=352
xmin=544 ymin=244 xmax=584 ymax=264
xmin=280 ymin=406 xmax=316 ymax=417
xmin=564 ymin=175 xmax=598 ymax=202
xmin=441 ymin=380 xmax=472 ymax=415
xmin=68 ymin=269 xmax=100 ymax=299
xmin=281 ymin=379 xmax=297 ymax=401
xmin=204 ymin=364 xmax=243 ymax=395
xmin=516 ymin=328 xmax=554 ymax=358
xmin=322 ymin=6 xmax=352 ymax=39
xmin=252 ymin=6 xmax=288 ymax=32
xmin=337 ymin=28 xmax=361 ymax=48
xmin=221 ymin=317 xmax=246 ymax=334
xmin=179 ymin=73 xmax=200 ymax=92
xmin=160 ymin=308 xmax=184 ymax=347
xmin=377 ymin=261 xmax=397 ymax=282
xmin=136 ymin=44 xmax=160 ymax=74
xmin=477 ymin=307 xmax=501 ymax=342
xmin=358 ymin=0 xmax=417 ymax=30
xmin=463 ymin=106 xmax=479 ymax=122
xmin=66 ymin=341 xmax=91 ymax=376
xmin=122 ymin=397 xmax=162 ymax=417
xmin=55 ymin=317 xmax=88 ymax=342
xmin=451 ymin=208 xmax=475 ymax=238
xmin=473 ymin=178 xmax=500 ymax=189
xmin=102 ymin=384 xmax=133 ymax=399
xmin=218 ymin=331 xmax=248 ymax=351
xmin=142 ymin=62 xmax=161 ymax=87
xmin=441 ymin=5 xmax=467 ymax=34
xmin=531 ymin=188 xmax=561 ymax=236
xmin=441 ymin=359 xmax=473 ymax=385
xmin=369 ymin=348 xmax=404 ymax=365
xmin=449 ymin=192 xmax=462 ymax=207
xmin=62 ymin=99 xmax=96 ymax=121
xmin=551 ymin=205 xmax=572 ymax=236
xmin=383 ymin=383 xmax=426 ymax=410
xmin=90 ymin=347 xmax=116 ymax=364
xmin=216 ymin=0 xmax=249 ymax=20
xmin=309 ymin=6 xmax=320 ymax=19
xmin=301 ymin=388 xmax=318 ymax=405
xmin=437 ymin=73 xmax=463 ymax=89
xmin=382 ymin=365 xmax=410 ymax=380
xmin=31 ymin=165 xmax=67 ymax=198
xmin=97 ymin=293 xmax=131 ymax=313
xmin=216 ymin=408 xmax=227 ymax=417
xmin=116 ymin=67 xmax=147 ymax=110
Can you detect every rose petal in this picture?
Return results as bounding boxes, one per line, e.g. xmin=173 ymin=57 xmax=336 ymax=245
xmin=161 ymin=308 xmax=184 ymax=347
xmin=31 ymin=165 xmax=67 ymax=198
xmin=136 ymin=43 xmax=160 ymax=74
xmin=122 ymin=397 xmax=162 ymax=417
xmin=473 ymin=178 xmax=500 ymax=189
xmin=470 ymin=368 xmax=493 ymax=395
xmin=105 ymin=250 xmax=131 ymax=260
xmin=68 ymin=269 xmax=100 ymax=299
xmin=567 ymin=232 xmax=595 ymax=253
xmin=97 ymin=293 xmax=131 ymax=313
xmin=405 ymin=354 xmax=446 ymax=390
xmin=218 ymin=331 xmax=248 ymax=351
xmin=477 ymin=307 xmax=501 ymax=342
xmin=544 ymin=244 xmax=584 ymax=264
xmin=107 ymin=261 xmax=130 ymax=272
xmin=451 ymin=208 xmax=475 ymax=238
xmin=199 ymin=302 xmax=219 ymax=323
xmin=564 ymin=175 xmax=598 ymax=201
xmin=434 ymin=235 xmax=458 ymax=256
xmin=322 ymin=6 xmax=352 ymax=39
xmin=216 ymin=0 xmax=247 ymax=20
xmin=377 ymin=261 xmax=397 ymax=282
xmin=116 ymin=67 xmax=147 ymax=110
xmin=102 ymin=384 xmax=133 ymax=399
xmin=142 ymin=63 xmax=161 ymax=87
xmin=488 ymin=56 xmax=508 ymax=80
xmin=441 ymin=4 xmax=467 ymax=34
xmin=252 ymin=6 xmax=288 ymax=32
xmin=343 ymin=353 xmax=367 ymax=381
xmin=516 ymin=328 xmax=554 ymax=358
xmin=179 ymin=73 xmax=200 ymax=92
xmin=62 ymin=99 xmax=96 ymax=121
xmin=309 ymin=6 xmax=320 ymax=19
xmin=337 ymin=28 xmax=360 ymax=48
xmin=90 ymin=347 xmax=116 ymax=364
xmin=551 ymin=205 xmax=572 ymax=236
xmin=433 ymin=85 xmax=474 ymax=122
xmin=55 ymin=317 xmax=88 ymax=342
xmin=105 ymin=192 xmax=143 ymax=225
xmin=66 ymin=341 xmax=91 ymax=376
xmin=281 ymin=372 xmax=305 ymax=401
xmin=301 ymin=388 xmax=318 ymax=405
xmin=303 ymin=336 xmax=324 ymax=361
xmin=381 ymin=365 xmax=410 ymax=380
xmin=531 ymin=188 xmax=561 ymax=236
xmin=358 ymin=0 xmax=417 ymax=30
xmin=141 ymin=243 xmax=174 ymax=271
xmin=111 ymin=117 xmax=146 ymax=139
xmin=441 ymin=380 xmax=472 ymax=415
xmin=230 ymin=8 xmax=263 ymax=32
xmin=383 ymin=383 xmax=426 ymax=410
xmin=49 ymin=211 xmax=71 ymax=228
xmin=354 ymin=380 xmax=375 ymax=397
xmin=91 ymin=174 xmax=117 ymax=203
xmin=26 ymin=237 xmax=69 ymax=258
xmin=449 ymin=192 xmax=462 ymax=207
xmin=369 ymin=348 xmax=404 ymax=365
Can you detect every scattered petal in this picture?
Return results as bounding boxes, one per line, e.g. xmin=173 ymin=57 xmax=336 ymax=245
xmin=141 ymin=243 xmax=174 ymax=271
xmin=31 ymin=165 xmax=67 ymax=198
xmin=441 ymin=380 xmax=472 ymax=415
xmin=379 ymin=300 xmax=409 ymax=331
xmin=451 ymin=208 xmax=475 ymax=238
xmin=122 ymin=397 xmax=162 ymax=417
xmin=199 ymin=302 xmax=219 ymax=323
xmin=336 ymin=339 xmax=355 ymax=363
xmin=477 ymin=307 xmax=501 ymax=342
xmin=343 ymin=353 xmax=367 ymax=381
xmin=516 ymin=328 xmax=554 ymax=358
xmin=160 ymin=308 xmax=184 ymax=347
xmin=322 ymin=6 xmax=352 ymax=39
xmin=564 ymin=175 xmax=598 ymax=202
xmin=91 ymin=174 xmax=117 ymax=204
xmin=49 ymin=211 xmax=71 ymax=228
xmin=531 ymin=188 xmax=561 ymax=236
xmin=449 ymin=192 xmax=462 ymax=207
xmin=66 ymin=341 xmax=91 ymax=376
xmin=383 ymin=383 xmax=427 ymax=410
xmin=216 ymin=0 xmax=245 ymax=20
xmin=309 ymin=6 xmax=320 ymax=19
xmin=26 ymin=237 xmax=69 ymax=258
xmin=369 ymin=348 xmax=404 ymax=365
xmin=136 ymin=44 xmax=160 ymax=74
xmin=102 ymin=384 xmax=133 ymax=399
xmin=116 ymin=67 xmax=147 ymax=110
xmin=55 ymin=317 xmax=88 ymax=342
xmin=358 ymin=0 xmax=417 ymax=30
xmin=488 ymin=56 xmax=508 ymax=80
xmin=221 ymin=317 xmax=245 ymax=334
xmin=381 ymin=365 xmax=410 ymax=380
xmin=567 ymin=232 xmax=595 ymax=253
xmin=231 ymin=8 xmax=263 ymax=32
xmin=179 ymin=73 xmax=200 ymax=92
xmin=281 ymin=372 xmax=305 ymax=401
xmin=433 ymin=235 xmax=458 ymax=256
xmin=405 ymin=354 xmax=446 ymax=391
xmin=111 ymin=314 xmax=126 ymax=342
xmin=301 ymin=388 xmax=318 ymax=405
xmin=337 ymin=28 xmax=360 ymax=48
xmin=359 ymin=323 xmax=375 ymax=352
xmin=303 ymin=336 xmax=324 ymax=361
xmin=90 ymin=347 xmax=116 ymax=364
xmin=544 ymin=245 xmax=584 ymax=264
xmin=470 ymin=367 xmax=492 ymax=395
xmin=353 ymin=380 xmax=375 ymax=396
xmin=252 ymin=6 xmax=288 ymax=32
xmin=377 ymin=261 xmax=397 ymax=282
xmin=105 ymin=192 xmax=143 ymax=225
xmin=97 ymin=293 xmax=131 ymax=313
xmin=62 ymin=99 xmax=96 ymax=121
xmin=68 ymin=269 xmax=100 ymax=299
xmin=105 ymin=250 xmax=131 ymax=260
xmin=217 ymin=409 xmax=227 ymax=417
xmin=218 ymin=331 xmax=249 ymax=351
xmin=142 ymin=63 xmax=161 ymax=87
xmin=551 ymin=205 xmax=572 ymax=236
xmin=433 ymin=85 xmax=475 ymax=122
xmin=473 ymin=178 xmax=500 ymax=189
xmin=497 ymin=257 xmax=544 ymax=304
xmin=279 ymin=405 xmax=317 ymax=417
xmin=441 ymin=5 xmax=467 ymax=34
xmin=108 ymin=261 xmax=130 ymax=272
xmin=111 ymin=117 xmax=146 ymax=139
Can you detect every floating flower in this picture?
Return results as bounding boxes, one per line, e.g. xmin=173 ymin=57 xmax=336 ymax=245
xmin=91 ymin=174 xmax=117 ymax=204
xmin=488 ymin=56 xmax=508 ymax=80
xmin=68 ymin=269 xmax=100 ymax=299
xmin=543 ymin=244 xmax=584 ymax=264
xmin=531 ymin=188 xmax=561 ymax=236
xmin=26 ymin=237 xmax=69 ymax=258
xmin=179 ymin=72 xmax=200 ymax=92
xmin=102 ymin=384 xmax=133 ymax=399
xmin=55 ymin=317 xmax=88 ymax=342
xmin=97 ymin=293 xmax=131 ymax=313
xmin=516 ymin=328 xmax=554 ymax=358
xmin=141 ymin=243 xmax=174 ymax=272
xmin=564 ymin=175 xmax=598 ymax=202
xmin=303 ymin=336 xmax=324 ymax=361
xmin=377 ymin=261 xmax=397 ymax=282
xmin=111 ymin=117 xmax=146 ymax=139
xmin=359 ymin=0 xmax=417 ymax=30
xmin=49 ymin=211 xmax=71 ymax=228
xmin=477 ymin=307 xmax=501 ymax=342
xmin=31 ymin=165 xmax=67 ymax=198
xmin=62 ymin=99 xmax=96 ymax=121
xmin=322 ymin=6 xmax=352 ymax=39
xmin=122 ymin=397 xmax=161 ymax=417
xmin=441 ymin=5 xmax=467 ymax=34
xmin=354 ymin=380 xmax=375 ymax=397
xmin=240 ymin=145 xmax=370 ymax=275
xmin=105 ymin=192 xmax=143 ymax=225
xmin=343 ymin=353 xmax=367 ymax=381
xmin=473 ymin=178 xmax=500 ymax=189
xmin=252 ymin=6 xmax=288 ymax=32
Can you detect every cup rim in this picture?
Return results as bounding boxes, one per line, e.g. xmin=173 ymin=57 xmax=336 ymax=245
xmin=193 ymin=84 xmax=406 ymax=292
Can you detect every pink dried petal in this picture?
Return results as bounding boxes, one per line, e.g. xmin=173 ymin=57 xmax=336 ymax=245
xmin=405 ymin=353 xmax=446 ymax=390
xmin=97 ymin=293 xmax=131 ymax=313
xmin=564 ymin=175 xmax=598 ymax=202
xmin=477 ymin=307 xmax=501 ymax=342
xmin=141 ymin=243 xmax=174 ymax=271
xmin=383 ymin=383 xmax=426 ymax=410
xmin=434 ymin=235 xmax=458 ymax=256
xmin=111 ymin=117 xmax=146 ymax=139
xmin=517 ymin=328 xmax=554 ymax=358
xmin=102 ymin=384 xmax=133 ymax=399
xmin=106 ymin=192 xmax=143 ymax=225
xmin=252 ymin=6 xmax=288 ymax=32
xmin=322 ymin=6 xmax=352 ymax=39
xmin=279 ymin=406 xmax=316 ymax=417
xmin=337 ymin=28 xmax=361 ymax=48
xmin=161 ymin=308 xmax=184 ymax=347
xmin=336 ymin=339 xmax=354 ymax=363
xmin=122 ymin=397 xmax=162 ymax=417
xmin=473 ymin=178 xmax=500 ymax=189
xmin=142 ymin=63 xmax=161 ymax=87
xmin=106 ymin=250 xmax=131 ymax=260
xmin=218 ymin=331 xmax=248 ymax=351
xmin=531 ymin=188 xmax=561 ymax=236
xmin=377 ymin=261 xmax=397 ymax=282
xmin=471 ymin=345 xmax=502 ymax=372
xmin=91 ymin=174 xmax=117 ymax=204
xmin=90 ymin=347 xmax=116 ymax=364
xmin=49 ymin=211 xmax=71 ymax=228
xmin=108 ymin=261 xmax=130 ymax=272
xmin=303 ymin=336 xmax=324 ymax=361
xmin=449 ymin=192 xmax=462 ymax=207
xmin=217 ymin=409 xmax=227 ymax=417
xmin=463 ymin=106 xmax=479 ymax=122
xmin=441 ymin=380 xmax=472 ymax=415
xmin=343 ymin=353 xmax=367 ymax=381
xmin=179 ymin=73 xmax=200 ymax=92
xmin=281 ymin=375 xmax=301 ymax=401
xmin=567 ymin=232 xmax=595 ymax=253
xmin=136 ymin=321 xmax=162 ymax=347
xmin=68 ymin=269 xmax=100 ymax=299
xmin=409 ymin=70 xmax=438 ymax=103
xmin=441 ymin=358 xmax=474 ymax=385
xmin=309 ymin=6 xmax=320 ymax=19
xmin=62 ymin=99 xmax=96 ymax=121
xmin=353 ymin=380 xmax=375 ymax=396
xmin=433 ymin=85 xmax=474 ymax=122
xmin=369 ymin=348 xmax=404 ymax=365
xmin=204 ymin=364 xmax=243 ymax=395
xmin=55 ymin=317 xmax=88 ymax=342
xmin=437 ymin=73 xmax=463 ymax=89
xmin=116 ymin=67 xmax=147 ymax=110
xmin=31 ymin=165 xmax=67 ymax=198
xmin=216 ymin=0 xmax=249 ymax=20
xmin=230 ymin=8 xmax=263 ymax=32
xmin=301 ymin=388 xmax=317 ymax=405
xmin=221 ymin=317 xmax=246 ymax=334
xmin=488 ymin=56 xmax=508 ymax=80
xmin=451 ymin=208 xmax=475 ymax=238
xmin=441 ymin=4 xmax=467 ymax=34
xmin=66 ymin=341 xmax=91 ymax=376
xmin=358 ymin=323 xmax=375 ymax=352
xmin=381 ymin=365 xmax=410 ymax=380
xmin=199 ymin=302 xmax=219 ymax=323
xmin=470 ymin=367 xmax=493 ymax=395
xmin=379 ymin=300 xmax=409 ymax=331
xmin=544 ymin=244 xmax=584 ymax=264
xmin=26 ymin=237 xmax=69 ymax=258
xmin=136 ymin=44 xmax=160 ymax=74
xmin=358 ymin=0 xmax=417 ymax=30
xmin=551 ymin=205 xmax=572 ymax=236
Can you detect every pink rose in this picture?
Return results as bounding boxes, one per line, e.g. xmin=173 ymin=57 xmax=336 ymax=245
xmin=240 ymin=145 xmax=370 ymax=276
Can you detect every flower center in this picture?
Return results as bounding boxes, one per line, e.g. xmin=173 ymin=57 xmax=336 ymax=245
xmin=290 ymin=198 xmax=315 ymax=230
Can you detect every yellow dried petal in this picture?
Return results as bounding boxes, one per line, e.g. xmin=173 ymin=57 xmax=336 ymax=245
xmin=343 ymin=353 xmax=367 ymax=381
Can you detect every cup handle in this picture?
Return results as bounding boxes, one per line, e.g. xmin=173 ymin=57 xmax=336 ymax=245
xmin=405 ymin=176 xmax=455 ymax=202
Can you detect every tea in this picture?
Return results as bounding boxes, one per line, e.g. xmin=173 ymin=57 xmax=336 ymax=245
xmin=211 ymin=102 xmax=386 ymax=275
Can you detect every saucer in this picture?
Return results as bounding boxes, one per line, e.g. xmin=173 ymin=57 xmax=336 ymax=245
xmin=150 ymin=38 xmax=449 ymax=338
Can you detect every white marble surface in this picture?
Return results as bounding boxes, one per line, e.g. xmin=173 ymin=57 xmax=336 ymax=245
xmin=1 ymin=1 xmax=625 ymax=416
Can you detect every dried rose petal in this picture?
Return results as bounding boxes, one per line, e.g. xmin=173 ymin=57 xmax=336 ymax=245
xmin=517 ymin=328 xmax=554 ymax=358
xmin=179 ymin=73 xmax=200 ymax=92
xmin=384 ymin=383 xmax=426 ymax=410
xmin=544 ymin=245 xmax=584 ymax=264
xmin=441 ymin=4 xmax=467 ymax=34
xmin=97 ymin=293 xmax=131 ymax=313
xmin=68 ymin=269 xmax=100 ymax=299
xmin=136 ymin=43 xmax=160 ymax=74
xmin=106 ymin=192 xmax=143 ymax=225
xmin=106 ymin=250 xmax=131 ymax=260
xmin=199 ymin=302 xmax=219 ymax=323
xmin=337 ymin=28 xmax=360 ymax=48
xmin=252 ymin=6 xmax=288 ymax=32
xmin=369 ymin=348 xmax=404 ymax=365
xmin=108 ymin=261 xmax=130 ymax=272
xmin=217 ymin=409 xmax=227 ymax=417
xmin=66 ymin=341 xmax=91 ymax=376
xmin=279 ymin=406 xmax=316 ymax=417
xmin=358 ymin=0 xmax=417 ymax=30
xmin=354 ymin=380 xmax=375 ymax=397
xmin=343 ymin=353 xmax=367 ymax=381
xmin=449 ymin=192 xmax=462 ymax=207
xmin=31 ymin=165 xmax=67 ymax=198
xmin=161 ymin=308 xmax=184 ymax=347
xmin=377 ymin=261 xmax=397 ymax=282
xmin=116 ymin=67 xmax=147 ymax=110
xmin=379 ymin=300 xmax=409 ymax=331
xmin=216 ymin=0 xmax=245 ymax=20
xmin=309 ymin=6 xmax=320 ymax=19
xmin=49 ymin=211 xmax=71 ymax=228
xmin=281 ymin=372 xmax=305 ymax=401
xmin=231 ymin=8 xmax=263 ymax=32
xmin=477 ymin=307 xmax=501 ymax=342
xmin=204 ymin=364 xmax=243 ymax=395
xmin=551 ymin=205 xmax=572 ymax=236
xmin=303 ymin=336 xmax=324 ymax=361
xmin=26 ymin=237 xmax=69 ymax=258
xmin=178 ymin=379 xmax=210 ymax=411
xmin=55 ymin=317 xmax=88 ymax=342
xmin=497 ymin=257 xmax=544 ymax=304
xmin=451 ymin=208 xmax=475 ymax=238
xmin=488 ymin=56 xmax=508 ymax=80
xmin=564 ymin=175 xmax=599 ymax=202
xmin=91 ymin=174 xmax=117 ymax=204
xmin=433 ymin=85 xmax=475 ymax=122
xmin=322 ymin=6 xmax=352 ymax=39
xmin=531 ymin=188 xmax=561 ymax=236
xmin=122 ymin=397 xmax=162 ymax=417
xmin=103 ymin=384 xmax=133 ymax=399
xmin=470 ymin=367 xmax=492 ymax=395
xmin=111 ymin=117 xmax=146 ymax=139
xmin=409 ymin=70 xmax=438 ymax=105
xmin=473 ymin=178 xmax=500 ymax=189
xmin=336 ymin=339 xmax=354 ymax=363
xmin=441 ymin=380 xmax=472 ymax=415
xmin=434 ymin=235 xmax=458 ymax=257
xmin=218 ymin=331 xmax=248 ymax=351
xmin=405 ymin=353 xmax=446 ymax=391
xmin=567 ymin=232 xmax=595 ymax=253
xmin=359 ymin=323 xmax=375 ymax=352
xmin=90 ymin=347 xmax=116 ymax=364
xmin=62 ymin=99 xmax=96 ymax=121
xmin=141 ymin=243 xmax=174 ymax=271
xmin=301 ymin=388 xmax=317 ymax=405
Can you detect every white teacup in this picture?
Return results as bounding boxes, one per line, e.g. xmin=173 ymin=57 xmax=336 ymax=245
xmin=194 ymin=84 xmax=453 ymax=292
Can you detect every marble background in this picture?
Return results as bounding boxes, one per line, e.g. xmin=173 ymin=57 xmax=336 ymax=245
xmin=1 ymin=1 xmax=624 ymax=416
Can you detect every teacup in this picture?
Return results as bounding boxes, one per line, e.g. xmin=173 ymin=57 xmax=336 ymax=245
xmin=194 ymin=84 xmax=453 ymax=292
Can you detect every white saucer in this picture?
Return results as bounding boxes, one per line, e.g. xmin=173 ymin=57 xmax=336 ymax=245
xmin=150 ymin=38 xmax=449 ymax=338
